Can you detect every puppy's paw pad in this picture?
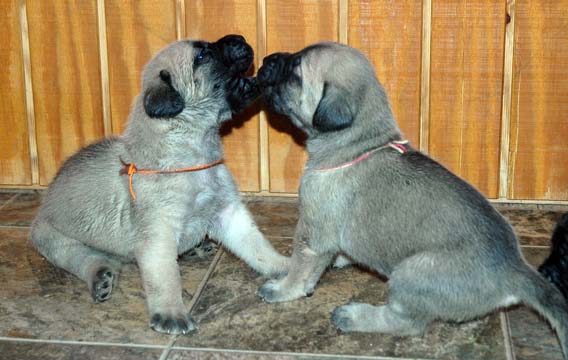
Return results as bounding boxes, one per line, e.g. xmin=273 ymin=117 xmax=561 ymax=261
xmin=199 ymin=240 xmax=217 ymax=254
xmin=150 ymin=313 xmax=196 ymax=335
xmin=186 ymin=240 xmax=218 ymax=259
xmin=91 ymin=267 xmax=115 ymax=303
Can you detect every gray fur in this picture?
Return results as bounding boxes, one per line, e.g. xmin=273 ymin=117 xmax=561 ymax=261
xmin=31 ymin=36 xmax=288 ymax=335
xmin=256 ymin=42 xmax=568 ymax=358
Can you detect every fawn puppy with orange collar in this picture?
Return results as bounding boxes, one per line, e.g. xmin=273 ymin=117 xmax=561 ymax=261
xmin=31 ymin=35 xmax=289 ymax=335
xmin=256 ymin=42 xmax=568 ymax=358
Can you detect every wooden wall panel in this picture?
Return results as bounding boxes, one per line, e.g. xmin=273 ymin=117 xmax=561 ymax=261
xmin=266 ymin=0 xmax=338 ymax=193
xmin=3 ymin=1 xmax=568 ymax=202
xmin=349 ymin=0 xmax=422 ymax=147
xmin=0 ymin=0 xmax=30 ymax=185
xmin=105 ymin=0 xmax=177 ymax=134
xmin=27 ymin=0 xmax=104 ymax=185
xmin=429 ymin=0 xmax=505 ymax=198
xmin=509 ymin=1 xmax=568 ymax=200
xmin=186 ymin=0 xmax=260 ymax=192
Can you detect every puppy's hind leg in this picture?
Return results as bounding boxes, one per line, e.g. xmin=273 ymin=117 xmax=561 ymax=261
xmin=210 ymin=202 xmax=290 ymax=277
xmin=332 ymin=252 xmax=471 ymax=336
xmin=332 ymin=301 xmax=428 ymax=335
xmin=30 ymin=220 xmax=121 ymax=302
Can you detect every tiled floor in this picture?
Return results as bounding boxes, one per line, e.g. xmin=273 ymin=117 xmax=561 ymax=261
xmin=0 ymin=190 xmax=566 ymax=360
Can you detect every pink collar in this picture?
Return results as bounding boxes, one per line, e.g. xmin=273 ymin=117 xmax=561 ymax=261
xmin=311 ymin=140 xmax=409 ymax=172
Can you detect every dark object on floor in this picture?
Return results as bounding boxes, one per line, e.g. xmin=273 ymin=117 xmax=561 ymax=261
xmin=539 ymin=213 xmax=568 ymax=300
xmin=184 ymin=239 xmax=218 ymax=259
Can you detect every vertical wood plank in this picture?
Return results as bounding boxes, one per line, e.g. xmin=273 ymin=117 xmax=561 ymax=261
xmin=27 ymin=0 xmax=104 ymax=185
xmin=258 ymin=0 xmax=270 ymax=192
xmin=0 ymin=0 xmax=31 ymax=185
xmin=338 ymin=0 xmax=348 ymax=44
xmin=266 ymin=0 xmax=338 ymax=193
xmin=349 ymin=0 xmax=422 ymax=147
xmin=97 ymin=0 xmax=112 ymax=137
xmin=420 ymin=0 xmax=432 ymax=152
xmin=186 ymin=0 xmax=260 ymax=192
xmin=509 ymin=1 xmax=568 ymax=200
xmin=176 ymin=0 xmax=186 ymax=40
xmin=429 ymin=0 xmax=505 ymax=198
xmin=499 ymin=0 xmax=515 ymax=199
xmin=105 ymin=0 xmax=177 ymax=134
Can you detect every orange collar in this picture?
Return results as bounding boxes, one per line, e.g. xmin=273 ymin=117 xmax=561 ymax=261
xmin=119 ymin=157 xmax=224 ymax=201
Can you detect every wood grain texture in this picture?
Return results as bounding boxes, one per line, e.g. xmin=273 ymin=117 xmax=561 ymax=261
xmin=258 ymin=0 xmax=270 ymax=192
xmin=429 ymin=0 xmax=505 ymax=199
xmin=97 ymin=0 xmax=112 ymax=137
xmin=420 ymin=0 xmax=432 ymax=152
xmin=186 ymin=0 xmax=260 ymax=192
xmin=27 ymin=0 xmax=104 ymax=185
xmin=266 ymin=0 xmax=338 ymax=193
xmin=105 ymin=0 xmax=177 ymax=134
xmin=0 ymin=0 xmax=30 ymax=185
xmin=349 ymin=0 xmax=422 ymax=147
xmin=499 ymin=0 xmax=515 ymax=199
xmin=509 ymin=1 xmax=568 ymax=200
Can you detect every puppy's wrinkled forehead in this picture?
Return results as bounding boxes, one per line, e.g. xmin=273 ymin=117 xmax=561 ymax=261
xmin=299 ymin=42 xmax=374 ymax=84
xmin=142 ymin=41 xmax=196 ymax=84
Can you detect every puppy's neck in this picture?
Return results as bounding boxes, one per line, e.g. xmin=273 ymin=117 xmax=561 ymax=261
xmin=306 ymin=116 xmax=402 ymax=171
xmin=121 ymin=100 xmax=224 ymax=169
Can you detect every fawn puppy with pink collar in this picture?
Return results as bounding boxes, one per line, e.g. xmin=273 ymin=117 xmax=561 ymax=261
xmin=256 ymin=42 xmax=568 ymax=358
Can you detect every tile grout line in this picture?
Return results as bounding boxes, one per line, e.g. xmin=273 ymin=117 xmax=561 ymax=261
xmin=500 ymin=311 xmax=517 ymax=360
xmin=160 ymin=247 xmax=225 ymax=360
xmin=166 ymin=346 xmax=434 ymax=360
xmin=520 ymin=244 xmax=551 ymax=249
xmin=158 ymin=336 xmax=177 ymax=360
xmin=187 ymin=247 xmax=224 ymax=312
xmin=0 ymin=194 xmax=20 ymax=212
xmin=0 ymin=337 xmax=168 ymax=350
xmin=0 ymin=225 xmax=32 ymax=229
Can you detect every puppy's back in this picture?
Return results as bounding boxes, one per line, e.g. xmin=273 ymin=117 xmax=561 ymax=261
xmin=34 ymin=137 xmax=130 ymax=248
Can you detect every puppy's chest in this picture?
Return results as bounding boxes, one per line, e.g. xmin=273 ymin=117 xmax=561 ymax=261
xmin=300 ymin=172 xmax=342 ymax=204
xmin=172 ymin=169 xmax=223 ymax=219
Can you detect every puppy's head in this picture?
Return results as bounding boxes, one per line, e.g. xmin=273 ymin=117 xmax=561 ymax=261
xmin=141 ymin=34 xmax=257 ymax=121
xmin=257 ymin=42 xmax=391 ymax=137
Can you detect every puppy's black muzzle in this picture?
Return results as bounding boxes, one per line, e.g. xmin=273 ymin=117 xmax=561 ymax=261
xmin=257 ymin=52 xmax=300 ymax=87
xmin=214 ymin=34 xmax=254 ymax=75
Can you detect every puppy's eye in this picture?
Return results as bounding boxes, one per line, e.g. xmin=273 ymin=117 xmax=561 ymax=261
xmin=195 ymin=48 xmax=211 ymax=66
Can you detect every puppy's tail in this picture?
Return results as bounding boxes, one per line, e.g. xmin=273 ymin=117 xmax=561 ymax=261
xmin=514 ymin=265 xmax=568 ymax=359
xmin=539 ymin=213 xmax=568 ymax=300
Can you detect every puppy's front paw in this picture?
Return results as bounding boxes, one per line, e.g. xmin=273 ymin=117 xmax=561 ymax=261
xmin=257 ymin=278 xmax=308 ymax=303
xmin=150 ymin=313 xmax=196 ymax=335
xmin=90 ymin=267 xmax=116 ymax=303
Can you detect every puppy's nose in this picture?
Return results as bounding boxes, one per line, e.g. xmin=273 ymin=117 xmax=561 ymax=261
xmin=215 ymin=34 xmax=253 ymax=73
xmin=257 ymin=52 xmax=296 ymax=86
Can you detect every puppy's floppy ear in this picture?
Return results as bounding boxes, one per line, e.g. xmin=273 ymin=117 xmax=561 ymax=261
xmin=312 ymin=82 xmax=353 ymax=132
xmin=143 ymin=70 xmax=185 ymax=118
